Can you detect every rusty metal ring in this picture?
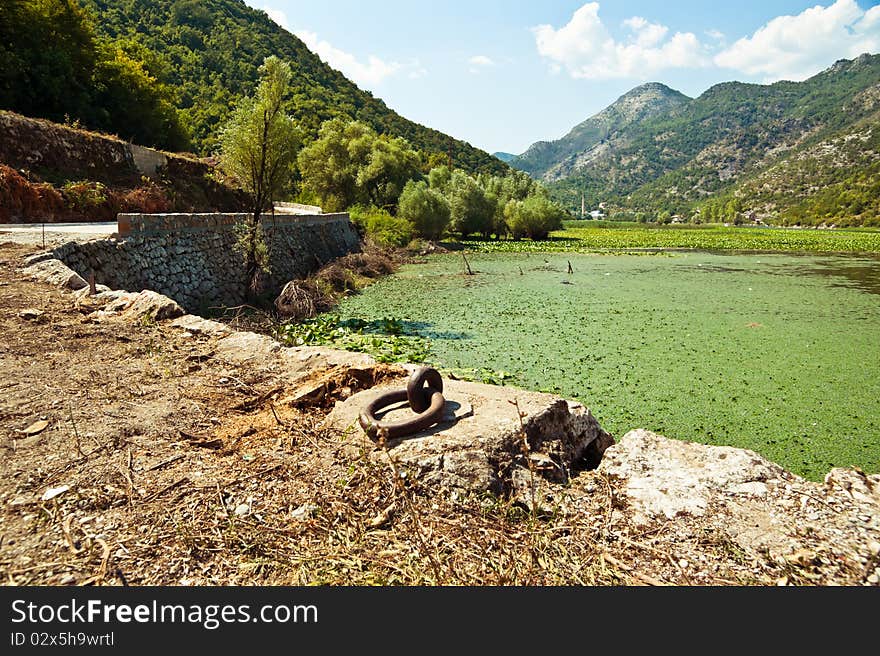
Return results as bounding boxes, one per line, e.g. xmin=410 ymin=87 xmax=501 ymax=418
xmin=358 ymin=388 xmax=446 ymax=440
xmin=358 ymin=367 xmax=447 ymax=440
xmin=406 ymin=367 xmax=443 ymax=413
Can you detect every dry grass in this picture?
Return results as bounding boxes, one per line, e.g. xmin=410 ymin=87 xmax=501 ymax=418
xmin=275 ymin=246 xmax=398 ymax=319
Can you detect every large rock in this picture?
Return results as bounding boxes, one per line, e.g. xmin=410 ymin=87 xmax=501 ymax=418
xmin=120 ymin=290 xmax=185 ymax=322
xmin=599 ymin=428 xmax=784 ymax=523
xmin=171 ymin=314 xmax=231 ymax=337
xmin=326 ymin=377 xmax=613 ymax=496
xmin=596 ymin=429 xmax=880 ymax=566
xmin=22 ymin=258 xmax=87 ymax=290
xmin=214 ymin=331 xmax=281 ymax=363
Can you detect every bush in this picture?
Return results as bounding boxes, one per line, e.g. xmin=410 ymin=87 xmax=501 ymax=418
xmin=398 ymin=180 xmax=450 ymax=241
xmin=504 ymin=195 xmax=566 ymax=240
xmin=0 ymin=166 xmax=64 ymax=222
xmin=349 ymin=205 xmax=414 ymax=248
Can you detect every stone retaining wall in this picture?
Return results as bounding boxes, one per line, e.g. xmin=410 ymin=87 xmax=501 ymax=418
xmin=52 ymin=212 xmax=360 ymax=312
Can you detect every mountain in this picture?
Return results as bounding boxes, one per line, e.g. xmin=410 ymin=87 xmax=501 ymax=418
xmin=79 ymin=0 xmax=506 ymax=175
xmin=492 ymin=152 xmax=517 ymax=163
xmin=510 ymin=83 xmax=691 ymax=180
xmin=513 ymin=54 xmax=880 ymax=225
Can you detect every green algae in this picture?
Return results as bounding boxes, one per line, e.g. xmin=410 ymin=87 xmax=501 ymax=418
xmin=335 ymin=251 xmax=880 ymax=481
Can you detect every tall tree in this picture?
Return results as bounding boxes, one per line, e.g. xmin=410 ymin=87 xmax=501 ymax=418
xmin=219 ymin=55 xmax=302 ymax=292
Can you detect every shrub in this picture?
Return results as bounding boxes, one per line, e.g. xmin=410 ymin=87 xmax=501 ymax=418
xmin=504 ymin=195 xmax=566 ymax=240
xmin=0 ymin=165 xmax=63 ymax=222
xmin=349 ymin=205 xmax=414 ymax=248
xmin=398 ymin=180 xmax=450 ymax=241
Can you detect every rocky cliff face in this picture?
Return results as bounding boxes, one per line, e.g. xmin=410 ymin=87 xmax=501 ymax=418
xmin=510 ymin=83 xmax=690 ymax=181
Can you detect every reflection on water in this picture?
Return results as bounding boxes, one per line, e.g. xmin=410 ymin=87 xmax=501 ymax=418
xmin=790 ymin=256 xmax=880 ymax=296
xmin=680 ymin=253 xmax=880 ymax=296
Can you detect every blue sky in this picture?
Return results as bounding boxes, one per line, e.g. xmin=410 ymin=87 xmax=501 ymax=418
xmin=244 ymin=0 xmax=880 ymax=154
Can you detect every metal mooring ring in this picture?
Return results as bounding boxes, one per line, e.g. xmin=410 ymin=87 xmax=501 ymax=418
xmin=359 ymin=367 xmax=447 ymax=440
xmin=406 ymin=366 xmax=443 ymax=413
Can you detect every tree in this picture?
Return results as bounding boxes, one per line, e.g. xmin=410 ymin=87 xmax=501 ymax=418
xmin=446 ymin=170 xmax=495 ymax=238
xmin=398 ymin=180 xmax=451 ymax=241
xmin=298 ymin=119 xmax=374 ymax=212
xmin=504 ymin=195 xmax=566 ymax=240
xmin=427 ymin=165 xmax=452 ymax=193
xmin=356 ymin=133 xmax=421 ymax=211
xmin=219 ymin=55 xmax=302 ymax=292
xmin=299 ymin=119 xmax=421 ymax=213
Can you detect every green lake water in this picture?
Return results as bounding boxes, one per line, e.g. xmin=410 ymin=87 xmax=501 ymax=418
xmin=335 ymin=251 xmax=880 ymax=481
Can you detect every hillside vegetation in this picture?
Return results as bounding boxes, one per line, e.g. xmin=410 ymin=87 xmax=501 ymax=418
xmin=512 ymin=55 xmax=880 ymax=226
xmin=78 ymin=0 xmax=505 ymax=175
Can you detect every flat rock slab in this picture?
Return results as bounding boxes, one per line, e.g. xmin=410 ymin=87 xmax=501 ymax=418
xmin=600 ymin=429 xmax=785 ymax=524
xmin=598 ymin=429 xmax=880 ymax=563
xmin=213 ymin=331 xmax=284 ymax=365
xmin=22 ymin=258 xmax=87 ymax=290
xmin=171 ymin=314 xmax=231 ymax=337
xmin=120 ymin=290 xmax=185 ymax=322
xmin=326 ymin=378 xmax=613 ymax=495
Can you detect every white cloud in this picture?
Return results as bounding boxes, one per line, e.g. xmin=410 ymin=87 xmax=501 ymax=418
xmin=715 ymin=0 xmax=880 ymax=81
xmin=469 ymin=55 xmax=495 ymax=67
xmin=295 ymin=29 xmax=404 ymax=87
xmin=468 ymin=55 xmax=496 ymax=74
xmin=532 ymin=2 xmax=707 ymax=79
xmin=706 ymin=29 xmax=725 ymax=42
xmin=259 ymin=5 xmax=289 ymax=30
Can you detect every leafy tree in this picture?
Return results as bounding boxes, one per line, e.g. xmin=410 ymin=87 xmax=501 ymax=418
xmin=299 ymin=118 xmax=421 ymax=213
xmin=356 ymin=134 xmax=421 ymax=211
xmin=298 ymin=119 xmax=374 ymax=212
xmin=504 ymin=195 xmax=566 ymax=240
xmin=349 ymin=204 xmax=414 ymax=248
xmin=219 ymin=56 xmax=302 ymax=292
xmin=446 ymin=170 xmax=495 ymax=238
xmin=398 ymin=180 xmax=451 ymax=241
xmin=427 ymin=165 xmax=452 ymax=193
xmin=91 ymin=44 xmax=189 ymax=150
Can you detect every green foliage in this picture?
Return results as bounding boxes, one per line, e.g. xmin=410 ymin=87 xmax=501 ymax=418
xmin=503 ymin=195 xmax=566 ymax=240
xmin=0 ymin=0 xmax=189 ymax=150
xmin=219 ymin=55 xmax=302 ymax=286
xmin=356 ymin=134 xmax=421 ymax=211
xmin=349 ymin=205 xmax=415 ymax=248
xmin=298 ymin=119 xmax=420 ymax=213
xmin=219 ymin=56 xmax=301 ymax=214
xmin=274 ymin=314 xmax=431 ymax=364
xmin=61 ymin=180 xmax=107 ymax=210
xmin=79 ymin=0 xmax=506 ymax=174
xmin=91 ymin=43 xmax=189 ymax=150
xmin=461 ymin=223 xmax=880 ymax=254
xmin=446 ymin=170 xmax=496 ymax=238
xmin=398 ymin=180 xmax=451 ymax=241
xmin=427 ymin=165 xmax=452 ymax=192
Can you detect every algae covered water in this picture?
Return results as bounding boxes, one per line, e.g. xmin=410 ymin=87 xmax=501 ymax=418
xmin=335 ymin=251 xmax=880 ymax=481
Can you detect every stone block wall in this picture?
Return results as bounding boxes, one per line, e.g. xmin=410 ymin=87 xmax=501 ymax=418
xmin=53 ymin=212 xmax=360 ymax=312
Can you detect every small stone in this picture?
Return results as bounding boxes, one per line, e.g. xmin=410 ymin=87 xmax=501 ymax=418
xmin=19 ymin=309 xmax=44 ymax=320
xmin=59 ymin=574 xmax=76 ymax=585
xmin=234 ymin=503 xmax=250 ymax=516
xmin=41 ymin=485 xmax=69 ymax=501
xmin=869 ymin=541 xmax=880 ymax=557
xmin=867 ymin=573 xmax=879 ymax=584
xmin=291 ymin=503 xmax=318 ymax=520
